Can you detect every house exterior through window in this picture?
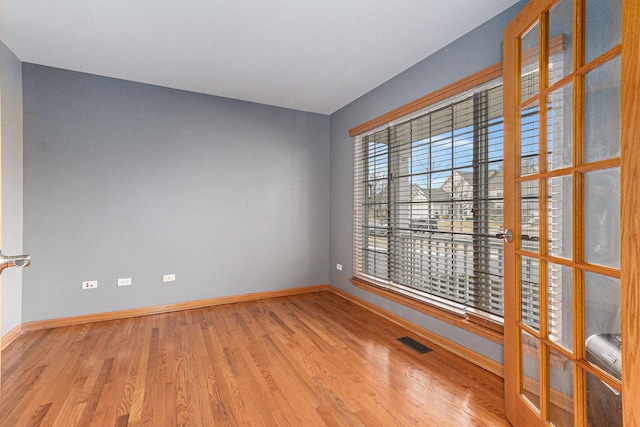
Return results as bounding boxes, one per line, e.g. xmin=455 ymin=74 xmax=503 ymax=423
xmin=353 ymin=80 xmax=505 ymax=319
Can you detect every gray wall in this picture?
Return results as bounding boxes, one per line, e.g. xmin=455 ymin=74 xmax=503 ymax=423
xmin=0 ymin=41 xmax=24 ymax=336
xmin=22 ymin=65 xmax=330 ymax=322
xmin=13 ymin=1 xmax=525 ymax=363
xmin=328 ymin=1 xmax=527 ymax=364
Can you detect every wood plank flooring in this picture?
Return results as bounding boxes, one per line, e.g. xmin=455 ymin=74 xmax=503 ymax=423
xmin=0 ymin=291 xmax=510 ymax=426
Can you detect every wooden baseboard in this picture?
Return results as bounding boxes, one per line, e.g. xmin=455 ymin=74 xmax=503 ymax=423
xmin=329 ymin=286 xmax=505 ymax=378
xmin=1 ymin=324 xmax=23 ymax=351
xmin=21 ymin=284 xmax=331 ymax=332
xmin=350 ymin=277 xmax=503 ymax=343
xmin=12 ymin=283 xmax=504 ymax=379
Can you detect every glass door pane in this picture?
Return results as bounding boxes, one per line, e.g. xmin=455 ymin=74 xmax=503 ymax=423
xmin=547 ymin=84 xmax=573 ymax=170
xmin=521 ymin=329 xmax=541 ymax=410
xmin=521 ymin=102 xmax=540 ymax=175
xmin=521 ymin=22 xmax=541 ymax=102
xmin=548 ymin=0 xmax=574 ymax=84
xmin=584 ymin=57 xmax=621 ymax=164
xmin=520 ymin=256 xmax=540 ymax=331
xmin=548 ymin=263 xmax=573 ymax=352
xmin=584 ymin=168 xmax=620 ymax=268
xmin=585 ymin=0 xmax=622 ymax=63
xmin=586 ymin=370 xmax=622 ymax=427
xmin=547 ymin=176 xmax=572 ymax=259
xmin=549 ymin=348 xmax=575 ymax=427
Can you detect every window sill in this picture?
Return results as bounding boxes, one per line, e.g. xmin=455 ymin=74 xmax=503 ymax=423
xmin=350 ymin=277 xmax=504 ymax=344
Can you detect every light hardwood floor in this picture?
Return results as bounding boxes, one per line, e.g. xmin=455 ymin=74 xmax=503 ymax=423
xmin=0 ymin=291 xmax=509 ymax=426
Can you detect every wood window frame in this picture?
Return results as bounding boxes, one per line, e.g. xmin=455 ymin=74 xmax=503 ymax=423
xmin=349 ymin=63 xmax=502 ymax=138
xmin=350 ymin=63 xmax=505 ymax=343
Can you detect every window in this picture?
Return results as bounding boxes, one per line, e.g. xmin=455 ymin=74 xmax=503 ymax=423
xmin=353 ymin=79 xmax=505 ymax=319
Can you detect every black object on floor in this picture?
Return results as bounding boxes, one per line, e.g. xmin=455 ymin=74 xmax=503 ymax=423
xmin=397 ymin=336 xmax=433 ymax=354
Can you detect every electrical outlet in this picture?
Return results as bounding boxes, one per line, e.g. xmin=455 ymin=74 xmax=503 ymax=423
xmin=336 ymin=263 xmax=343 ymax=271
xmin=82 ymin=280 xmax=98 ymax=290
xmin=117 ymin=277 xmax=132 ymax=286
xmin=162 ymin=274 xmax=176 ymax=282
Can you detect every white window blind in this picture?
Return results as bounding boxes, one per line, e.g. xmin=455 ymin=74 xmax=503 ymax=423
xmin=354 ymin=80 xmax=505 ymax=318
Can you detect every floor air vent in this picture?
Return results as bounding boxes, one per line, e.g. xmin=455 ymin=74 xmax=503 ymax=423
xmin=397 ymin=336 xmax=433 ymax=354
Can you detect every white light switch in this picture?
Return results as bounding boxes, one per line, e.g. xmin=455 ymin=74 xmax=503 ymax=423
xmin=117 ymin=278 xmax=132 ymax=286
xmin=336 ymin=264 xmax=343 ymax=271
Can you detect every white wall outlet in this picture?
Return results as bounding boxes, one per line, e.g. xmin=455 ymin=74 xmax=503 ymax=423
xmin=82 ymin=280 xmax=98 ymax=290
xmin=336 ymin=263 xmax=343 ymax=271
xmin=163 ymin=274 xmax=176 ymax=282
xmin=117 ymin=277 xmax=132 ymax=286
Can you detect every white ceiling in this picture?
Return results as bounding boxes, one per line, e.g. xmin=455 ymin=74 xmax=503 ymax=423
xmin=0 ymin=0 xmax=519 ymax=114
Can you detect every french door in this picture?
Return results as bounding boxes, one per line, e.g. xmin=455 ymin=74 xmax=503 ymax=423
xmin=503 ymin=0 xmax=640 ymax=425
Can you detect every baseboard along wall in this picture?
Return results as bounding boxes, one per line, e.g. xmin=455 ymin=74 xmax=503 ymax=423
xmin=3 ymin=284 xmax=503 ymax=378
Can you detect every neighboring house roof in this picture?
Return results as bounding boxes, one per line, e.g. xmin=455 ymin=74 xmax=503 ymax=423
xmin=489 ymin=169 xmax=503 ymax=184
xmin=431 ymin=187 xmax=450 ymax=201
xmin=443 ymin=169 xmax=503 ymax=188
xmin=412 ymin=184 xmax=449 ymax=201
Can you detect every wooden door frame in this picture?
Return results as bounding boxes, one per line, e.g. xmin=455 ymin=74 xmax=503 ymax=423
xmin=504 ymin=0 xmax=640 ymax=425
xmin=502 ymin=2 xmax=519 ymax=420
xmin=619 ymin=0 xmax=640 ymax=421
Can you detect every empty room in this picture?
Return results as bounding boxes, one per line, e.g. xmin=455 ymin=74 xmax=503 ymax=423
xmin=0 ymin=0 xmax=638 ymax=425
